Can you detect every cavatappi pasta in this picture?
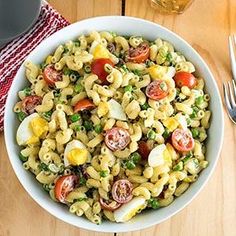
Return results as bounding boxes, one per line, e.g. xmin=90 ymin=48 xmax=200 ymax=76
xmin=14 ymin=31 xmax=211 ymax=224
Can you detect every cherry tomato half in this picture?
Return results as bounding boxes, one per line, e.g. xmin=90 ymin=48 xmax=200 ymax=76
xmin=171 ymin=128 xmax=194 ymax=152
xmin=174 ymin=72 xmax=197 ymax=89
xmin=99 ymin=197 xmax=121 ymax=211
xmin=43 ymin=65 xmax=62 ymax=86
xmin=105 ymin=127 xmax=131 ymax=151
xmin=22 ymin=95 xmax=42 ymax=115
xmin=146 ymin=80 xmax=169 ymax=100
xmin=127 ymin=42 xmax=150 ymax=63
xmin=74 ymin=99 xmax=95 ymax=113
xmin=138 ymin=141 xmax=151 ymax=160
xmin=112 ymin=179 xmax=133 ymax=204
xmin=55 ymin=175 xmax=78 ymax=203
xmin=91 ymin=58 xmax=114 ymax=83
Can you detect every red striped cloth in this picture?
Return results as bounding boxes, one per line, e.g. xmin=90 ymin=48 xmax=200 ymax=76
xmin=0 ymin=3 xmax=70 ymax=131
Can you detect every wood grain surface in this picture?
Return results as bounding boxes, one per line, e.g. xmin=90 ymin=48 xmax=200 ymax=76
xmin=0 ymin=0 xmax=236 ymax=235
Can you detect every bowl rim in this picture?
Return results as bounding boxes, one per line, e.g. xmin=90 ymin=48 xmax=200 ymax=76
xmin=4 ymin=15 xmax=224 ymax=233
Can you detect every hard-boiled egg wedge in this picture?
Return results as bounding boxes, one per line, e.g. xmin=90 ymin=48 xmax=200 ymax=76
xmin=114 ymin=197 xmax=146 ymax=223
xmin=148 ymin=144 xmax=166 ymax=167
xmin=90 ymin=40 xmax=110 ymax=59
xmin=64 ymin=140 xmax=89 ymax=167
xmin=16 ymin=113 xmax=48 ymax=146
xmin=107 ymin=99 xmax=127 ymax=121
xmin=162 ymin=117 xmax=179 ymax=132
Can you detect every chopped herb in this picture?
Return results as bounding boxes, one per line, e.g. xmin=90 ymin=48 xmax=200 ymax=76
xmin=148 ymin=198 xmax=160 ymax=209
xmin=70 ymin=114 xmax=81 ymax=123
xmin=23 ymin=87 xmax=31 ymax=96
xmin=79 ymin=177 xmax=86 ymax=185
xmin=94 ymin=124 xmax=103 ymax=134
xmin=124 ymin=85 xmax=133 ymax=93
xmin=42 ymin=111 xmax=52 ymax=121
xmin=63 ymin=67 xmax=72 ymax=76
xmin=74 ymin=83 xmax=83 ymax=93
xmin=140 ymin=102 xmax=150 ymax=110
xmin=186 ymin=118 xmax=191 ymax=126
xmin=54 ymin=90 xmax=61 ymax=97
xmin=17 ymin=111 xmax=26 ymax=122
xmin=63 ymin=47 xmax=69 ymax=53
xmin=190 ymin=111 xmax=197 ymax=119
xmin=42 ymin=184 xmax=50 ymax=192
xmin=19 ymin=153 xmax=28 ymax=162
xmin=173 ymin=161 xmax=183 ymax=171
xmin=100 ymin=170 xmax=109 ymax=177
xmin=133 ymin=69 xmax=142 ymax=76
xmin=182 ymin=154 xmax=192 ymax=164
xmin=77 ymin=197 xmax=87 ymax=202
xmin=74 ymin=125 xmax=81 ymax=132
xmin=110 ymin=31 xmax=117 ymax=37
xmin=74 ymin=39 xmax=80 ymax=47
xmin=83 ymin=120 xmax=93 ymax=131
xmin=38 ymin=162 xmax=49 ymax=171
xmin=121 ymin=65 xmax=129 ymax=73
xmin=166 ymin=52 xmax=172 ymax=62
xmin=195 ymin=96 xmax=204 ymax=106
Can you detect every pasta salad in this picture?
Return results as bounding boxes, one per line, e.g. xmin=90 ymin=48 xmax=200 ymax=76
xmin=14 ymin=31 xmax=211 ymax=224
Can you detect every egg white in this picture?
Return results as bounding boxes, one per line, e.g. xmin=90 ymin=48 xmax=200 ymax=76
xmin=148 ymin=144 xmax=166 ymax=167
xmin=64 ymin=140 xmax=87 ymax=167
xmin=16 ymin=113 xmax=40 ymax=146
xmin=114 ymin=197 xmax=146 ymax=223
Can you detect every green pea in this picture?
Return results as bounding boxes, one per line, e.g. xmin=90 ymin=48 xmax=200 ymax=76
xmin=70 ymin=114 xmax=81 ymax=123
xmin=133 ymin=69 xmax=142 ymax=76
xmin=23 ymin=87 xmax=31 ymax=96
xmin=74 ymin=83 xmax=83 ymax=93
xmin=140 ymin=102 xmax=150 ymax=110
xmin=163 ymin=128 xmax=170 ymax=139
xmin=84 ymin=120 xmax=93 ymax=131
xmin=17 ymin=111 xmax=26 ymax=122
xmin=195 ymin=96 xmax=204 ymax=106
xmin=148 ymin=198 xmax=160 ymax=209
xmin=147 ymin=130 xmax=156 ymax=140
xmin=100 ymin=170 xmax=109 ymax=177
xmin=131 ymin=152 xmax=141 ymax=164
xmin=124 ymin=85 xmax=133 ymax=93
xmin=94 ymin=124 xmax=103 ymax=134
xmin=126 ymin=160 xmax=136 ymax=170
xmin=191 ymin=128 xmax=199 ymax=138
xmin=19 ymin=153 xmax=28 ymax=162
xmin=39 ymin=162 xmax=49 ymax=171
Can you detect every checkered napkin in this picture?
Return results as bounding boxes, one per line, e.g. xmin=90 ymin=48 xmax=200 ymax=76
xmin=0 ymin=3 xmax=70 ymax=131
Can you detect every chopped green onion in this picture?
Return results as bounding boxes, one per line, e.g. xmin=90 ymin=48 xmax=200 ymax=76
xmin=131 ymin=152 xmax=141 ymax=164
xmin=182 ymin=154 xmax=192 ymax=164
xmin=195 ymin=96 xmax=204 ymax=106
xmin=110 ymin=31 xmax=117 ymax=37
xmin=77 ymin=197 xmax=87 ymax=202
xmin=191 ymin=128 xmax=199 ymax=138
xmin=63 ymin=47 xmax=69 ymax=53
xmin=63 ymin=67 xmax=72 ymax=76
xmin=38 ymin=162 xmax=49 ymax=171
xmin=17 ymin=111 xmax=26 ymax=122
xmin=190 ymin=111 xmax=197 ymax=119
xmin=124 ymin=85 xmax=133 ymax=93
xmin=83 ymin=120 xmax=93 ymax=131
xmin=70 ymin=114 xmax=81 ymax=123
xmin=147 ymin=130 xmax=156 ymax=140
xmin=42 ymin=111 xmax=52 ymax=121
xmin=42 ymin=184 xmax=50 ymax=192
xmin=40 ymin=62 xmax=47 ymax=70
xmin=140 ymin=102 xmax=150 ymax=110
xmin=54 ymin=90 xmax=61 ymax=97
xmin=121 ymin=65 xmax=129 ymax=73
xmin=74 ymin=125 xmax=81 ymax=132
xmin=173 ymin=161 xmax=183 ymax=171
xmin=148 ymin=198 xmax=160 ymax=209
xmin=23 ymin=87 xmax=31 ymax=96
xmin=74 ymin=83 xmax=83 ymax=93
xmin=94 ymin=124 xmax=103 ymax=134
xmin=166 ymin=52 xmax=172 ymax=62
xmin=19 ymin=153 xmax=28 ymax=162
xmin=79 ymin=177 xmax=86 ymax=185
xmin=162 ymin=128 xmax=170 ymax=139
xmin=186 ymin=118 xmax=191 ymax=126
xmin=126 ymin=160 xmax=136 ymax=170
xmin=74 ymin=39 xmax=80 ymax=47
xmin=100 ymin=170 xmax=109 ymax=177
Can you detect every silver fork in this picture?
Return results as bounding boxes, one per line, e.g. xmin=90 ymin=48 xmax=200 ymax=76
xmin=223 ymin=35 xmax=236 ymax=124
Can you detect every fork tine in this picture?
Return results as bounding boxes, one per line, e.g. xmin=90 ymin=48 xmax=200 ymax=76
xmin=223 ymin=82 xmax=232 ymax=110
xmin=229 ymin=36 xmax=236 ymax=81
xmin=232 ymin=79 xmax=236 ymax=98
xmin=227 ymin=81 xmax=236 ymax=107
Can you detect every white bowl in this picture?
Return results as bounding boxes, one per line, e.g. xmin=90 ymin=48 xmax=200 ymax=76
xmin=4 ymin=16 xmax=224 ymax=233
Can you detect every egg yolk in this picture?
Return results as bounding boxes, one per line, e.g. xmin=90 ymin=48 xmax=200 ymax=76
xmin=26 ymin=136 xmax=39 ymax=145
xmin=67 ymin=148 xmax=88 ymax=165
xmin=123 ymin=204 xmax=146 ymax=222
xmin=162 ymin=117 xmax=179 ymax=132
xmin=93 ymin=44 xmax=110 ymax=59
xmin=30 ymin=117 xmax=49 ymax=137
xmin=148 ymin=65 xmax=167 ymax=80
xmin=163 ymin=148 xmax=172 ymax=167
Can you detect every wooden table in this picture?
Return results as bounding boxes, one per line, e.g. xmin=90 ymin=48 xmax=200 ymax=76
xmin=0 ymin=0 xmax=236 ymax=235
